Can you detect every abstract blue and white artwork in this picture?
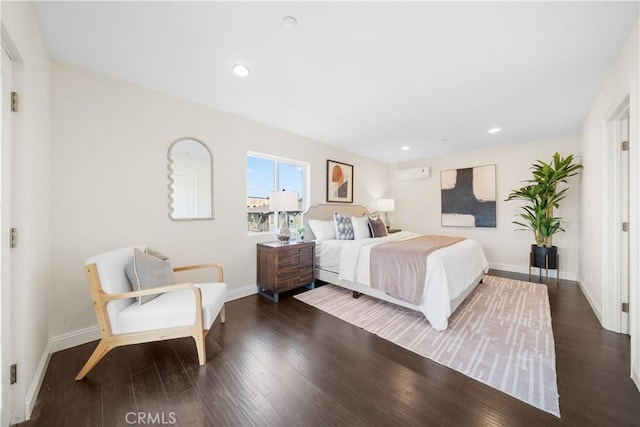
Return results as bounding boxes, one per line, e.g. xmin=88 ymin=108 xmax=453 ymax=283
xmin=441 ymin=164 xmax=496 ymax=228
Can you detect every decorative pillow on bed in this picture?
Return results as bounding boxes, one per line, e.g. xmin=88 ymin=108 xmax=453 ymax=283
xmin=308 ymin=219 xmax=336 ymax=241
xmin=125 ymin=248 xmax=175 ymax=305
xmin=333 ymin=212 xmax=355 ymax=240
xmin=351 ymin=215 xmax=371 ymax=239
xmin=368 ymin=216 xmax=388 ymax=237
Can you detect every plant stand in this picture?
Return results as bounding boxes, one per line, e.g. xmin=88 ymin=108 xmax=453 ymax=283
xmin=529 ymin=250 xmax=559 ymax=284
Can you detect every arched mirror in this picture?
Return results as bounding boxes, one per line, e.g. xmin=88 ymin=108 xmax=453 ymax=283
xmin=168 ymin=138 xmax=213 ymax=220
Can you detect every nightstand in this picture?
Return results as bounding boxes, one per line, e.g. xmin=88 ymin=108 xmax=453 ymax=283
xmin=387 ymin=228 xmax=402 ymax=234
xmin=256 ymin=240 xmax=315 ymax=302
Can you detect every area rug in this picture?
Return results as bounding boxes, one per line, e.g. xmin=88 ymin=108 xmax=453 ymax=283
xmin=294 ymin=275 xmax=560 ymax=417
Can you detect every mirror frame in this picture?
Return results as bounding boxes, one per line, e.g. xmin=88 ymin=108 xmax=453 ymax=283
xmin=167 ymin=137 xmax=214 ymax=221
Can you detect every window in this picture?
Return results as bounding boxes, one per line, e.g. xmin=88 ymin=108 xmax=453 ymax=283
xmin=247 ymin=152 xmax=309 ymax=234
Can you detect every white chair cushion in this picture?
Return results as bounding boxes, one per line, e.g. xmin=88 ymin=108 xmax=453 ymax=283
xmin=114 ymin=282 xmax=227 ymax=335
xmin=86 ymin=245 xmax=147 ymax=329
xmin=86 ymin=245 xmax=147 ymax=294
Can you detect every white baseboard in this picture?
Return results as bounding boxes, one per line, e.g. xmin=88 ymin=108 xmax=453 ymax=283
xmin=226 ymin=284 xmax=257 ymax=302
xmin=51 ymin=325 xmax=101 ymax=352
xmin=489 ymin=262 xmax=577 ymax=281
xmin=576 ymin=274 xmax=603 ymax=325
xmin=633 ymin=361 xmax=640 ymax=391
xmin=24 ymin=340 xmax=52 ymax=420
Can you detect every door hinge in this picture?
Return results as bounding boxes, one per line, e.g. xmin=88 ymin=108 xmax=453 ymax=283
xmin=10 ymin=91 xmax=18 ymax=112
xmin=10 ymin=227 xmax=17 ymax=248
xmin=622 ymin=222 xmax=629 ymax=232
xmin=622 ymin=302 xmax=629 ymax=313
xmin=10 ymin=363 xmax=17 ymax=384
xmin=621 ymin=140 xmax=629 ymax=151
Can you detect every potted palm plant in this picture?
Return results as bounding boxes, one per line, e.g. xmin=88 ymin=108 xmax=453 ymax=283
xmin=506 ymin=152 xmax=583 ymax=270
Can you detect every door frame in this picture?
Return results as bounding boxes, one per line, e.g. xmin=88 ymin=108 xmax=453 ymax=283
xmin=619 ymin=114 xmax=630 ymax=334
xmin=602 ymin=97 xmax=630 ymax=333
xmin=602 ymin=91 xmax=639 ymax=389
xmin=0 ymin=34 xmax=15 ymax=427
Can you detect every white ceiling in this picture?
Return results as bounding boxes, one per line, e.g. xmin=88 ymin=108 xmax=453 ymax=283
xmin=34 ymin=1 xmax=639 ymax=163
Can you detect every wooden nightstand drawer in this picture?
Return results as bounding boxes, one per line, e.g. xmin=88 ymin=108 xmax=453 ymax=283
xmin=276 ymin=265 xmax=300 ymax=282
xmin=275 ymin=276 xmax=303 ymax=292
xmin=257 ymin=240 xmax=316 ymax=302
xmin=277 ymin=251 xmax=301 ymax=268
xmin=299 ymin=246 xmax=313 ymax=262
xmin=298 ymin=270 xmax=313 ymax=284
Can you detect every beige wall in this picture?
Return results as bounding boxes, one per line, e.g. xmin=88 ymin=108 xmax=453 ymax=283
xmin=2 ymin=1 xmax=52 ymax=423
xmin=50 ymin=61 xmax=391 ymax=338
xmin=390 ymin=135 xmax=581 ymax=278
xmin=578 ymin=21 xmax=639 ymax=388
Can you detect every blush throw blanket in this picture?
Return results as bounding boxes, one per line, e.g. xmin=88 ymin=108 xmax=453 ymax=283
xmin=370 ymin=235 xmax=466 ymax=304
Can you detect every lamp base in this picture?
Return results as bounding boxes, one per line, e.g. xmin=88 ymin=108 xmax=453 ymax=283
xmin=277 ymin=236 xmax=291 ymax=244
xmin=277 ymin=213 xmax=291 ymax=244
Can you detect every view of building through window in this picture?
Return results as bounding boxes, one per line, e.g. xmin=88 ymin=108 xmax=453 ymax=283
xmin=247 ymin=153 xmax=307 ymax=235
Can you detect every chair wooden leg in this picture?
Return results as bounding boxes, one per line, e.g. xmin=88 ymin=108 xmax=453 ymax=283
xmin=194 ymin=332 xmax=206 ymax=365
xmin=220 ymin=304 xmax=226 ymax=323
xmin=75 ymin=340 xmax=111 ymax=380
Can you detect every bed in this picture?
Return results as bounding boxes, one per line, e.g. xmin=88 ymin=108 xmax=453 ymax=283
xmin=304 ymin=204 xmax=489 ymax=331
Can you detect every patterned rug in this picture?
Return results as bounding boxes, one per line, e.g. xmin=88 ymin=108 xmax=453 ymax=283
xmin=294 ymin=275 xmax=560 ymax=417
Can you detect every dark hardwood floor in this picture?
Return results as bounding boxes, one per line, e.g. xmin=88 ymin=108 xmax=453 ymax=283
xmin=18 ymin=270 xmax=639 ymax=426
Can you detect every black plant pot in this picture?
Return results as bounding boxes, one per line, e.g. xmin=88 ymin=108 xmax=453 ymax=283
xmin=531 ymin=245 xmax=558 ymax=269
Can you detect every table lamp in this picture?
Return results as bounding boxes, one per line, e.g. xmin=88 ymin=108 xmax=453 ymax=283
xmin=269 ymin=190 xmax=299 ymax=243
xmin=376 ymin=198 xmax=395 ymax=229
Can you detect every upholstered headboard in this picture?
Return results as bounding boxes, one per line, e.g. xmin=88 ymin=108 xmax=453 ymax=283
xmin=304 ymin=204 xmax=369 ymax=240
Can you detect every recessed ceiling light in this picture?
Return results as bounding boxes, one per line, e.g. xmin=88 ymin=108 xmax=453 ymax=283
xmin=488 ymin=127 xmax=501 ymax=134
xmin=232 ymin=64 xmax=250 ymax=77
xmin=283 ymin=16 xmax=297 ymax=28
xmin=401 ymin=146 xmax=411 ymax=151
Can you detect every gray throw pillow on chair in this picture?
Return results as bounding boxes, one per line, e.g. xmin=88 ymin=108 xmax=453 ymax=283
xmin=125 ymin=248 xmax=175 ymax=305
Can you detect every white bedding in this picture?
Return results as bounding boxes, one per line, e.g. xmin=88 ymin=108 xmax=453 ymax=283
xmin=315 ymin=231 xmax=489 ymax=330
xmin=315 ymin=239 xmax=349 ymax=273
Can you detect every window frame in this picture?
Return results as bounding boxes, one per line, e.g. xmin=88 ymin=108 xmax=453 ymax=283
xmin=247 ymin=151 xmax=310 ymax=236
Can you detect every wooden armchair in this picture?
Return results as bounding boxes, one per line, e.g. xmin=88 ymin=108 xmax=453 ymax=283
xmin=75 ymin=245 xmax=227 ymax=380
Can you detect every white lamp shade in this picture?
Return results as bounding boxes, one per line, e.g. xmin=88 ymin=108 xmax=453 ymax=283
xmin=269 ymin=191 xmax=299 ymax=212
xmin=376 ymin=198 xmax=395 ymax=212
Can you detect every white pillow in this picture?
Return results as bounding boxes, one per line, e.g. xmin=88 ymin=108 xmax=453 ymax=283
xmin=351 ymin=215 xmax=371 ymax=239
xmin=308 ymin=219 xmax=336 ymax=241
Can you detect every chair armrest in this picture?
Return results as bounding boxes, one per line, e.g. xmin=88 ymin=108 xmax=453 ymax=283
xmin=100 ymin=281 xmax=199 ymax=302
xmin=173 ymin=262 xmax=224 ymax=282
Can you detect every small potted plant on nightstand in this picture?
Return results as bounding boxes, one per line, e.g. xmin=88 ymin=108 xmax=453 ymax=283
xmin=296 ymin=225 xmax=306 ymax=241
xmin=506 ymin=152 xmax=582 ymax=275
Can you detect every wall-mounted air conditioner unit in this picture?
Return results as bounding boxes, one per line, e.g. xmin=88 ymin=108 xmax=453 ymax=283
xmin=394 ymin=166 xmax=431 ymax=180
